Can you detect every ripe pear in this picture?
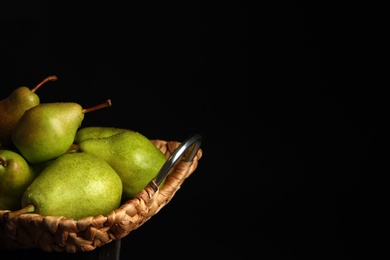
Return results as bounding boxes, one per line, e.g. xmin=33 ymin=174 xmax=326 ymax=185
xmin=74 ymin=126 xmax=126 ymax=144
xmin=77 ymin=130 xmax=167 ymax=201
xmin=11 ymin=99 xmax=112 ymax=164
xmin=21 ymin=152 xmax=123 ymax=220
xmin=0 ymin=75 xmax=57 ymax=148
xmin=0 ymin=149 xmax=38 ymax=210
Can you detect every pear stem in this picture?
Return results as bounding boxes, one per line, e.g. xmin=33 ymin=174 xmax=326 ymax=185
xmin=2 ymin=204 xmax=35 ymax=222
xmin=31 ymin=75 xmax=58 ymax=92
xmin=0 ymin=157 xmax=7 ymax=167
xmin=82 ymin=99 xmax=112 ymax=114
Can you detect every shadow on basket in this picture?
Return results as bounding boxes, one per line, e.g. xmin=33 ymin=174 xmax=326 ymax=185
xmin=0 ymin=134 xmax=202 ymax=253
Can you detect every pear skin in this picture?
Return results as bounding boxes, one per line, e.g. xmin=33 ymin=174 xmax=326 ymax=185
xmin=0 ymin=149 xmax=38 ymax=210
xmin=11 ymin=102 xmax=85 ymax=164
xmin=11 ymin=100 xmax=111 ymax=164
xmin=78 ymin=130 xmax=167 ymax=201
xmin=21 ymin=152 xmax=123 ymax=220
xmin=74 ymin=126 xmax=126 ymax=144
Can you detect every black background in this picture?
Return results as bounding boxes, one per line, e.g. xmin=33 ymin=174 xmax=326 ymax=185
xmin=0 ymin=2 xmax=385 ymax=259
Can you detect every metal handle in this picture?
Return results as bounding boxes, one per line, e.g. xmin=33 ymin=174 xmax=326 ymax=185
xmin=155 ymin=134 xmax=202 ymax=185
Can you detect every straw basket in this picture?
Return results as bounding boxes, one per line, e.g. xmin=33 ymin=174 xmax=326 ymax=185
xmin=0 ymin=134 xmax=202 ymax=253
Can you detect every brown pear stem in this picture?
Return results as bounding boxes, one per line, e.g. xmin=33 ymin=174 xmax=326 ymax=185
xmin=2 ymin=204 xmax=35 ymax=222
xmin=82 ymin=99 xmax=112 ymax=113
xmin=31 ymin=75 xmax=58 ymax=92
xmin=0 ymin=157 xmax=7 ymax=167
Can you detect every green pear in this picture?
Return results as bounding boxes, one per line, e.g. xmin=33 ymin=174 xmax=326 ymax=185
xmin=11 ymin=99 xmax=112 ymax=164
xmin=74 ymin=126 xmax=126 ymax=143
xmin=0 ymin=75 xmax=57 ymax=148
xmin=21 ymin=152 xmax=123 ymax=220
xmin=0 ymin=149 xmax=38 ymax=210
xmin=77 ymin=130 xmax=167 ymax=201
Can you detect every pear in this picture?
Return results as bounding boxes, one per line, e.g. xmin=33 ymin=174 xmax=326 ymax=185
xmin=21 ymin=152 xmax=123 ymax=220
xmin=0 ymin=75 xmax=57 ymax=148
xmin=77 ymin=130 xmax=167 ymax=201
xmin=74 ymin=126 xmax=126 ymax=143
xmin=0 ymin=149 xmax=38 ymax=210
xmin=11 ymin=99 xmax=112 ymax=164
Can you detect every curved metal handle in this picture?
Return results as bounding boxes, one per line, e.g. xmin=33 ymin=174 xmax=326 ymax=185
xmin=155 ymin=134 xmax=202 ymax=185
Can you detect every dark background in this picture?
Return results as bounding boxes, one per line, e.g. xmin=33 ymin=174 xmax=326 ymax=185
xmin=1 ymin=2 xmax=385 ymax=259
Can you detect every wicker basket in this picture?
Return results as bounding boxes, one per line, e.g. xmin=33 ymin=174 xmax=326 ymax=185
xmin=0 ymin=134 xmax=202 ymax=253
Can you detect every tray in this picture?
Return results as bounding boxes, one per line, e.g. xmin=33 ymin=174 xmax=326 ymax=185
xmin=0 ymin=134 xmax=202 ymax=253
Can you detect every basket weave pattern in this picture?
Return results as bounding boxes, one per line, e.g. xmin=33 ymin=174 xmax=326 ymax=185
xmin=0 ymin=139 xmax=202 ymax=253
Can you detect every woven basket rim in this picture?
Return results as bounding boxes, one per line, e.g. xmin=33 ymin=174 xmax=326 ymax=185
xmin=0 ymin=138 xmax=202 ymax=253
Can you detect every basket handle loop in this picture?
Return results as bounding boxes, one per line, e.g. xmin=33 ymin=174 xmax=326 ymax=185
xmin=155 ymin=134 xmax=202 ymax=185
